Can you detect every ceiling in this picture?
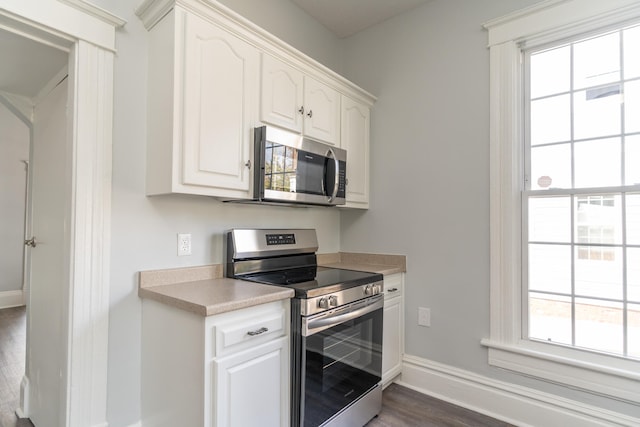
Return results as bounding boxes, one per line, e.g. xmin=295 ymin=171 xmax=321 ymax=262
xmin=0 ymin=0 xmax=432 ymax=99
xmin=0 ymin=28 xmax=68 ymax=100
xmin=290 ymin=0 xmax=434 ymax=38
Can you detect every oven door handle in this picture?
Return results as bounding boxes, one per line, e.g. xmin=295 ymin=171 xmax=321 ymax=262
xmin=303 ymin=296 xmax=383 ymax=337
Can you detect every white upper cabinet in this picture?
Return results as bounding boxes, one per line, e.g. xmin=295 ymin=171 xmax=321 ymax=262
xmin=302 ymin=75 xmax=341 ymax=146
xmin=144 ymin=8 xmax=258 ymax=198
xmin=260 ymin=54 xmax=304 ymax=133
xmin=261 ymin=54 xmax=341 ymax=146
xmin=181 ymin=12 xmax=259 ymax=193
xmin=341 ymin=96 xmax=370 ymax=208
xmin=138 ymin=0 xmax=375 ymax=206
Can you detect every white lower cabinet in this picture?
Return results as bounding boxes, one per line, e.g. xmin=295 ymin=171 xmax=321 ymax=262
xmin=141 ymin=299 xmax=290 ymax=427
xmin=213 ymin=337 xmax=289 ymax=426
xmin=382 ymin=273 xmax=404 ymax=387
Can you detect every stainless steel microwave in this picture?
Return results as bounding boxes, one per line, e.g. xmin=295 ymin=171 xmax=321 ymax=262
xmin=251 ymin=125 xmax=346 ymax=206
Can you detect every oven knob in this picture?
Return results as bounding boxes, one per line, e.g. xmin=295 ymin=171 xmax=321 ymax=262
xmin=364 ymin=284 xmax=372 ymax=296
xmin=329 ymin=295 xmax=338 ymax=307
xmin=318 ymin=297 xmax=329 ymax=309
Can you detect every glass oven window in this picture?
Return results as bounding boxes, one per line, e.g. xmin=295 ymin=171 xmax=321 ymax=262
xmin=302 ymin=307 xmax=382 ymax=426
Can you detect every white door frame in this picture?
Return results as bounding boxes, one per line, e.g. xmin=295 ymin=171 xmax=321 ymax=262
xmin=0 ymin=1 xmax=124 ymax=426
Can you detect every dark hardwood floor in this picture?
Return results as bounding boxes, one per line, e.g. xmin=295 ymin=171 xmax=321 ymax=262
xmin=368 ymin=383 xmax=514 ymax=427
xmin=1 ymin=306 xmax=511 ymax=427
xmin=0 ymin=306 xmax=32 ymax=427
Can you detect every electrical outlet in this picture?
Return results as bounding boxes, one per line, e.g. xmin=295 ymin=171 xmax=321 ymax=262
xmin=177 ymin=233 xmax=192 ymax=256
xmin=418 ymin=307 xmax=431 ymax=327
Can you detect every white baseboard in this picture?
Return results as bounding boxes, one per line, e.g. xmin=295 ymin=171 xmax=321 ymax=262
xmin=400 ymin=354 xmax=640 ymax=427
xmin=0 ymin=290 xmax=24 ymax=309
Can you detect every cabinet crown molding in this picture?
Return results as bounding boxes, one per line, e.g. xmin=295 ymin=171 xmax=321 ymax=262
xmin=135 ymin=0 xmax=377 ymax=106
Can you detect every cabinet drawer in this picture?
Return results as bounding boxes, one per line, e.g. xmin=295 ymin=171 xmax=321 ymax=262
xmin=213 ymin=308 xmax=286 ymax=356
xmin=384 ymin=273 xmax=403 ymax=299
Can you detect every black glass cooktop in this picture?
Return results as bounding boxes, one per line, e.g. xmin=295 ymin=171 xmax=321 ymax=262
xmin=241 ymin=266 xmax=382 ymax=298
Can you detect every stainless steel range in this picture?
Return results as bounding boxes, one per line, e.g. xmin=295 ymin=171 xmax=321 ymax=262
xmin=226 ymin=229 xmax=383 ymax=427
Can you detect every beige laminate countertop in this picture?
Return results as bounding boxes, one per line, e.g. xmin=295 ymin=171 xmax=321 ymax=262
xmin=317 ymin=252 xmax=406 ymax=276
xmin=319 ymin=262 xmax=403 ymax=276
xmin=139 ymin=252 xmax=406 ymax=316
xmin=138 ymin=265 xmax=294 ymax=316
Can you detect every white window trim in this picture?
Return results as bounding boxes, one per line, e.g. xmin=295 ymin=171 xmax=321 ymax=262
xmin=482 ymin=0 xmax=640 ymax=405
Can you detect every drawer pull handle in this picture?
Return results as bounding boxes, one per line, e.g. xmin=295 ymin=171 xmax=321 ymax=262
xmin=247 ymin=327 xmax=268 ymax=336
xmin=387 ymin=288 xmax=399 ymax=293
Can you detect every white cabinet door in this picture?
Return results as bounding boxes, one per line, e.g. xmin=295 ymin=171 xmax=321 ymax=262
xmin=382 ymin=296 xmax=402 ymax=385
xmin=181 ymin=12 xmax=258 ymax=195
xmin=382 ymin=273 xmax=403 ymax=386
xmin=214 ymin=336 xmax=289 ymax=427
xmin=341 ymin=96 xmax=370 ymax=208
xmin=303 ymin=76 xmax=341 ymax=146
xmin=261 ymin=53 xmax=304 ymax=133
xmin=261 ymin=55 xmax=340 ymax=146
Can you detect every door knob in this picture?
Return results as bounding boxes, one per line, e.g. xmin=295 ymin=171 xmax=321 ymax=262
xmin=25 ymin=237 xmax=37 ymax=248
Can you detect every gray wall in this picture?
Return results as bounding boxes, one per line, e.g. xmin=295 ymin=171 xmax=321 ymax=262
xmin=340 ymin=0 xmax=639 ymax=417
xmin=0 ymin=102 xmax=28 ymax=296
xmin=81 ymin=0 xmax=640 ymax=424
xmin=92 ymin=0 xmax=345 ymax=425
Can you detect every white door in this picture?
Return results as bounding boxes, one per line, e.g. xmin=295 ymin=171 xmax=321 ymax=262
xmin=26 ymin=77 xmax=68 ymax=427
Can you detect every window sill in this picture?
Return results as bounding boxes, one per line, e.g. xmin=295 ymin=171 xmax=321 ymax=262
xmin=481 ymin=338 xmax=640 ymax=404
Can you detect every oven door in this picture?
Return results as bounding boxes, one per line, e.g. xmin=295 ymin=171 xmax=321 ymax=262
xmin=300 ymin=296 xmax=383 ymax=427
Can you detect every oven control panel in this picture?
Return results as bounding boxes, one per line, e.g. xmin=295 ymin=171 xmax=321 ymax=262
xmin=265 ymin=233 xmax=296 ymax=245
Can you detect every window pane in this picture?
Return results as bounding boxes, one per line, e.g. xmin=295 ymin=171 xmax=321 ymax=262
xmin=624 ymin=80 xmax=640 ymax=134
xmin=528 ymin=197 xmax=571 ymax=242
xmin=574 ymin=32 xmax=620 ymax=89
xmin=628 ymin=194 xmax=640 ymax=245
xmin=531 ymin=45 xmax=570 ymax=98
xmin=573 ymin=88 xmax=621 ymax=140
xmin=529 ymin=293 xmax=572 ymax=345
xmin=530 ymin=143 xmax=571 ymax=189
xmin=628 ymin=248 xmax=640 ymax=302
xmin=575 ymin=298 xmax=623 ymax=354
xmin=575 ymin=194 xmax=622 ymax=244
xmin=531 ymin=95 xmax=570 ymax=145
xmin=529 ymin=244 xmax=571 ymax=294
xmin=629 ymin=304 xmax=640 ymax=358
xmin=626 ymin=136 xmax=640 ymax=185
xmin=624 ymin=25 xmax=640 ymax=79
xmin=574 ymin=138 xmax=621 ymax=188
xmin=575 ymin=246 xmax=623 ymax=299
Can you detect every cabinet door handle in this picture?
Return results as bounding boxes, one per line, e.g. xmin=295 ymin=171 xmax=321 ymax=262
xmin=298 ymin=106 xmax=305 ymax=115
xmin=307 ymin=110 xmax=313 ymax=118
xmin=387 ymin=287 xmax=398 ymax=293
xmin=245 ymin=160 xmax=251 ymax=169
xmin=247 ymin=327 xmax=268 ymax=336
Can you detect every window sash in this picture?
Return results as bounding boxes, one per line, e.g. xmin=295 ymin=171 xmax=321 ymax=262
xmin=483 ymin=0 xmax=640 ymax=405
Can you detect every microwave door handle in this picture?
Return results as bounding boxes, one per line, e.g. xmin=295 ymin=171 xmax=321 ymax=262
xmin=326 ymin=148 xmax=340 ymax=202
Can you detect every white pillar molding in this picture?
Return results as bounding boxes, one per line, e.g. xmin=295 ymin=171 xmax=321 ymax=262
xmin=64 ymin=39 xmax=114 ymax=427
